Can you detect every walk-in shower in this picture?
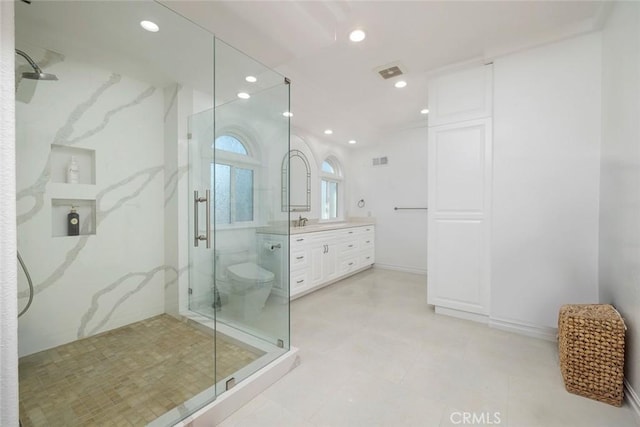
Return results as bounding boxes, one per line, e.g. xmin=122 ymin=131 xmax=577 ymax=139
xmin=15 ymin=1 xmax=291 ymax=425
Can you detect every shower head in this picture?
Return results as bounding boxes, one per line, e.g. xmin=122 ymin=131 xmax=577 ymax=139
xmin=15 ymin=49 xmax=58 ymax=81
xmin=21 ymin=71 xmax=58 ymax=81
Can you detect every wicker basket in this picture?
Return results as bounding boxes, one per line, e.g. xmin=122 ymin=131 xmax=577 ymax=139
xmin=558 ymin=304 xmax=626 ymax=406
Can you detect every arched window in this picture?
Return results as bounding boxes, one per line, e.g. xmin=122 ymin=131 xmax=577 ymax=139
xmin=214 ymin=135 xmax=248 ymax=155
xmin=321 ymin=160 xmax=335 ymax=174
xmin=320 ymin=157 xmax=341 ymax=220
xmin=212 ymin=135 xmax=255 ymax=224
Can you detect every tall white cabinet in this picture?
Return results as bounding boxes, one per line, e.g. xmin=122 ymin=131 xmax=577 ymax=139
xmin=427 ymin=65 xmax=493 ymax=321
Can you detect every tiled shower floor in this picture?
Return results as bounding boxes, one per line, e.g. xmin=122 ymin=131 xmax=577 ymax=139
xmin=19 ymin=314 xmax=263 ymax=426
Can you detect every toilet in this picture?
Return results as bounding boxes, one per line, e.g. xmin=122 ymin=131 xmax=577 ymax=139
xmin=215 ymin=248 xmax=275 ymax=320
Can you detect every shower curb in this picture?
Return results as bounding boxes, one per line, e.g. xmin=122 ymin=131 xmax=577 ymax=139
xmin=174 ymin=347 xmax=300 ymax=427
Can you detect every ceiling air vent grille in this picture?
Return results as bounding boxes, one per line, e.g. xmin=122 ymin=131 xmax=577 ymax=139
xmin=377 ymin=66 xmax=403 ymax=80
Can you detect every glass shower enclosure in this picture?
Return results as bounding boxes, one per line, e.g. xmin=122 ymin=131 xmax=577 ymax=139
xmin=187 ymin=37 xmax=291 ymax=399
xmin=15 ymin=1 xmax=291 ymax=425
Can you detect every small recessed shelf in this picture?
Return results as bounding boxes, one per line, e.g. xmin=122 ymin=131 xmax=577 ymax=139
xmin=50 ymin=145 xmax=96 ymax=185
xmin=51 ymin=199 xmax=96 ymax=237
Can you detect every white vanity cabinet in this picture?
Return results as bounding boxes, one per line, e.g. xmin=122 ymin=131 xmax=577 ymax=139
xmin=289 ymin=234 xmax=313 ymax=295
xmin=290 ymin=225 xmax=375 ymax=299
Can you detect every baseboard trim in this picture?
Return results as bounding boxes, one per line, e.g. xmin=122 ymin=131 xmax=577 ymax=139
xmin=435 ymin=306 xmax=488 ymax=324
xmin=626 ymin=379 xmax=640 ymax=423
xmin=374 ymin=263 xmax=427 ymax=275
xmin=489 ymin=317 xmax=557 ymax=342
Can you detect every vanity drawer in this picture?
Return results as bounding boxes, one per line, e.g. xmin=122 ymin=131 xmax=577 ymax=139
xmin=338 ymin=239 xmax=359 ymax=255
xmin=291 ymin=235 xmax=309 ymax=246
xmin=290 ymin=247 xmax=309 ymax=271
xmin=360 ymin=250 xmax=375 ymax=266
xmin=340 ymin=257 xmax=360 ymax=274
xmin=291 ymin=270 xmax=309 ymax=295
xmin=360 ymin=225 xmax=375 ymax=234
xmin=360 ymin=235 xmax=374 ymax=250
xmin=335 ymin=227 xmax=362 ymax=239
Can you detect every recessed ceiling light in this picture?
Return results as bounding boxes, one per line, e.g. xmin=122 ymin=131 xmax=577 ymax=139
xmin=348 ymin=140 xmax=357 ymax=145
xmin=420 ymin=108 xmax=429 ymax=115
xmin=349 ymin=29 xmax=366 ymax=42
xmin=283 ymin=111 xmax=293 ymax=117
xmin=324 ymin=129 xmax=333 ymax=135
xmin=237 ymin=92 xmax=250 ymax=99
xmin=245 ymin=76 xmax=257 ymax=83
xmin=140 ymin=20 xmax=159 ymax=33
xmin=394 ymin=80 xmax=407 ymax=88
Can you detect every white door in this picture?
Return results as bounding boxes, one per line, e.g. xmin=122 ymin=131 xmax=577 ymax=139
xmin=427 ymin=119 xmax=492 ymax=315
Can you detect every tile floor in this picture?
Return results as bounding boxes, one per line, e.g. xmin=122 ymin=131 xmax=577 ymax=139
xmin=220 ymin=268 xmax=640 ymax=427
xmin=19 ymin=314 xmax=262 ymax=426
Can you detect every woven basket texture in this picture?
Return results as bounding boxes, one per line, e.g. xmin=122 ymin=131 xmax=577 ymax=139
xmin=558 ymin=304 xmax=626 ymax=407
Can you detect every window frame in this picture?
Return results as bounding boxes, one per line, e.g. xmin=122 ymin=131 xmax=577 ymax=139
xmin=210 ymin=134 xmax=260 ymax=228
xmin=319 ymin=157 xmax=343 ymax=222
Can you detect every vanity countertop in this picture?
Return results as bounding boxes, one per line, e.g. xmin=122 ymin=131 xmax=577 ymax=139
xmin=257 ymin=220 xmax=376 ymax=236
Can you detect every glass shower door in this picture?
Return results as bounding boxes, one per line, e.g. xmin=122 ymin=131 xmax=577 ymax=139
xmin=186 ymin=37 xmax=291 ymax=404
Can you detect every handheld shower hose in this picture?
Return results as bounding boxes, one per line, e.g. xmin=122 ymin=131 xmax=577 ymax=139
xmin=17 ymin=251 xmax=34 ymax=317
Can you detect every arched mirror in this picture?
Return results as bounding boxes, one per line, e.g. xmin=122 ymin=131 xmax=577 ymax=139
xmin=282 ymin=149 xmax=311 ymax=212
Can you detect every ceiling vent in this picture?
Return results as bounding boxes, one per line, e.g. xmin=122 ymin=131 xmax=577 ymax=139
xmin=374 ymin=62 xmax=406 ymax=80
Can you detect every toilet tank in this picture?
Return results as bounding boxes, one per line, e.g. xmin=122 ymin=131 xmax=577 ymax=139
xmin=214 ymin=247 xmax=250 ymax=280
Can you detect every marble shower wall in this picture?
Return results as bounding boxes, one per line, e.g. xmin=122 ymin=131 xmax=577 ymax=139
xmin=16 ymin=49 xmax=168 ymax=356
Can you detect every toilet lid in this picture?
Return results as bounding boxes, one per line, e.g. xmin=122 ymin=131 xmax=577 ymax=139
xmin=227 ymin=263 xmax=275 ymax=283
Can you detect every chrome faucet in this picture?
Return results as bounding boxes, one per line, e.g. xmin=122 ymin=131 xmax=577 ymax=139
xmin=297 ymin=215 xmax=308 ymax=227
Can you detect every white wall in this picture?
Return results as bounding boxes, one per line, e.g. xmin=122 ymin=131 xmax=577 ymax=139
xmin=599 ymin=0 xmax=640 ymax=403
xmin=0 ymin=0 xmax=18 ymax=423
xmin=349 ymin=125 xmax=428 ymax=274
xmin=15 ymin=50 xmax=166 ymax=356
xmin=491 ymin=33 xmax=602 ymax=330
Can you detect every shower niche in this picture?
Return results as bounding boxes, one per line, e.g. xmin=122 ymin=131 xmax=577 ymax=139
xmin=51 ymin=198 xmax=96 ymax=237
xmin=49 ymin=145 xmax=97 ymax=237
xmin=50 ymin=144 xmax=95 ymax=185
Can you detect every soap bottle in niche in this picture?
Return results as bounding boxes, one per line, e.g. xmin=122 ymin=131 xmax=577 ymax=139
xmin=68 ymin=206 xmax=80 ymax=236
xmin=66 ymin=155 xmax=79 ymax=184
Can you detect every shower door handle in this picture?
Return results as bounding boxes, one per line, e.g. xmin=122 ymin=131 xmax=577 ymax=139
xmin=194 ymin=190 xmax=211 ymax=249
xmin=204 ymin=189 xmax=211 ymax=248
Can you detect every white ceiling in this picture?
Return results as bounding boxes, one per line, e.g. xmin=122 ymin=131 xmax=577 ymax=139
xmin=17 ymin=1 xmax=607 ymax=148
xmin=164 ymin=0 xmax=607 ymax=148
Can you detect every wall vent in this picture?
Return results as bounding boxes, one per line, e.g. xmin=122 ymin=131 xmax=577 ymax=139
xmin=372 ymin=156 xmax=389 ymax=166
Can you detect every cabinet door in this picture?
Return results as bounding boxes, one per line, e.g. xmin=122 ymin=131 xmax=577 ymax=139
xmin=323 ymin=242 xmax=338 ymax=282
xmin=309 ymin=242 xmax=325 ymax=286
xmin=427 ymin=119 xmax=492 ymax=315
xmin=428 ymin=65 xmax=492 ymax=126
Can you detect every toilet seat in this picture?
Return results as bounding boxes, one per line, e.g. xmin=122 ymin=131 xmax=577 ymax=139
xmin=227 ymin=262 xmax=275 ymax=284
